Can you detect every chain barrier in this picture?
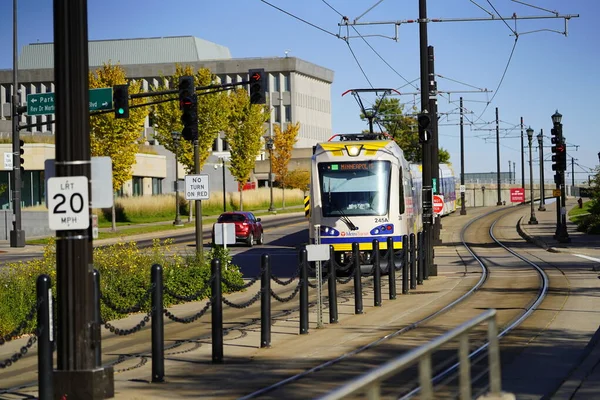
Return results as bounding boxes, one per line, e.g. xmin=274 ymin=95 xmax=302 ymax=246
xmin=100 ymin=283 xmax=155 ymax=315
xmin=270 ymin=281 xmax=302 ymax=303
xmin=164 ymin=275 xmax=214 ymax=302
xmin=222 ymin=273 xmax=261 ymax=291
xmin=307 ymin=272 xmax=330 ymax=289
xmin=0 ymin=298 xmax=41 ymax=347
xmin=336 ymin=273 xmax=355 ymax=285
xmin=0 ymin=329 xmax=39 ymax=369
xmin=163 ymin=300 xmax=211 ymax=324
xmin=102 ymin=310 xmax=152 ymax=336
xmin=271 ymin=265 xmax=300 ymax=286
xmin=222 ymin=290 xmax=262 ymax=309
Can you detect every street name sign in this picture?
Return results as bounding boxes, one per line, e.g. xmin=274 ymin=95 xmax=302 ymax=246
xmin=27 ymin=88 xmax=113 ymax=116
xmin=47 ymin=176 xmax=90 ymax=230
xmin=185 ymin=174 xmax=210 ymax=200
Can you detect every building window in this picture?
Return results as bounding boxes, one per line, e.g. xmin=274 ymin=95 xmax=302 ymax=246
xmin=284 ymin=105 xmax=291 ymax=122
xmin=223 ymin=139 xmax=230 ymax=151
xmin=282 ymin=73 xmax=290 ymax=91
xmin=273 ymin=105 xmax=281 ymax=123
xmin=272 ymin=74 xmax=280 ymax=92
xmin=212 ymin=138 xmax=219 ymax=151
xmin=152 ymin=178 xmax=163 ymax=195
xmin=132 ymin=176 xmax=143 ymax=196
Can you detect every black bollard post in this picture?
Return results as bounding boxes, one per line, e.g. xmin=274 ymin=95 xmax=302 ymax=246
xmin=410 ymin=233 xmax=417 ymax=290
xmin=402 ymin=235 xmax=409 ymax=294
xmin=328 ymin=245 xmax=338 ymax=324
xmin=417 ymin=231 xmax=424 ymax=285
xmin=212 ymin=259 xmax=224 ymax=362
xmin=423 ymin=230 xmax=430 ymax=281
xmin=373 ymin=240 xmax=382 ymax=307
xmin=299 ymin=248 xmax=309 ymax=334
xmin=92 ymin=269 xmax=102 ymax=367
xmin=387 ymin=236 xmax=397 ymax=300
xmin=260 ymin=254 xmax=271 ymax=348
xmin=353 ymin=242 xmax=363 ymax=314
xmin=151 ymin=264 xmax=164 ymax=383
xmin=37 ymin=274 xmax=53 ymax=400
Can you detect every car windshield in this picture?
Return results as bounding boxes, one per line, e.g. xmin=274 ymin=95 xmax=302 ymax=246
xmin=218 ymin=214 xmax=246 ymax=223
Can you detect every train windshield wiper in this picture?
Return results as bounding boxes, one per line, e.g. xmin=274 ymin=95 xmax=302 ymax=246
xmin=332 ymin=201 xmax=358 ymax=231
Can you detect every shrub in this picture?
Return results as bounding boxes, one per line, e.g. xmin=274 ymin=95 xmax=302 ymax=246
xmin=0 ymin=239 xmax=244 ymax=337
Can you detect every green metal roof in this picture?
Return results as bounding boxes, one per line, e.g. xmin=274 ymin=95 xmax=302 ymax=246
xmin=18 ymin=36 xmax=231 ymax=69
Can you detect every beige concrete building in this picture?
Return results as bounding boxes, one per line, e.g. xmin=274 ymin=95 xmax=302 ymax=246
xmin=0 ymin=36 xmax=334 ymax=208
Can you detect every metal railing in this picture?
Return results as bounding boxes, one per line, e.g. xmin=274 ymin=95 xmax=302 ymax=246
xmin=319 ymin=309 xmax=501 ymax=400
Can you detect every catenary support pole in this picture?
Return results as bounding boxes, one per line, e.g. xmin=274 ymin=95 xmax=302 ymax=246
xmin=460 ymin=97 xmax=466 ymax=215
xmin=496 ymin=107 xmax=502 ymax=205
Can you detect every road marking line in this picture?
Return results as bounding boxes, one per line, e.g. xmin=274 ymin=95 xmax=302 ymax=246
xmin=574 ymin=254 xmax=600 ymax=263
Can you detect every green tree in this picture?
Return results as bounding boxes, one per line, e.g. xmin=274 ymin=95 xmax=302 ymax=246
xmin=286 ymin=169 xmax=310 ymax=193
xmin=365 ymin=98 xmax=450 ymax=163
xmin=272 ymin=122 xmax=300 ymax=209
xmin=151 ymin=65 xmax=229 ymax=173
xmin=89 ymin=63 xmax=148 ymax=231
xmin=225 ymin=88 xmax=268 ymax=210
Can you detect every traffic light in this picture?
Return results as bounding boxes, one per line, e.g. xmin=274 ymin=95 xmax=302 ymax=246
xmin=248 ymin=69 xmax=266 ymax=105
xmin=113 ymin=84 xmax=129 ymax=118
xmin=417 ymin=111 xmax=431 ymax=143
xmin=19 ymin=139 xmax=24 ymax=174
xmin=552 ymin=142 xmax=567 ymax=171
xmin=179 ymin=76 xmax=198 ymax=141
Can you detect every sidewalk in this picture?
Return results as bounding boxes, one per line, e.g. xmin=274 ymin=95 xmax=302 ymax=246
xmin=516 ymin=198 xmax=600 ymax=400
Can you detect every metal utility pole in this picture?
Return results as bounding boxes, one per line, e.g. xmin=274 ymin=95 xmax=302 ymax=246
xmin=53 ymin=0 xmax=114 ymax=397
xmin=428 ymin=46 xmax=441 ymax=246
xmin=571 ymin=157 xmax=576 ymax=187
xmin=496 ymin=107 xmax=502 ymax=205
xmin=10 ymin=0 xmax=25 ymax=247
xmin=194 ymin=139 xmax=203 ymax=258
xmin=508 ymin=160 xmax=511 ymax=184
xmin=537 ymin=130 xmax=546 ymax=211
xmin=459 ymin=97 xmax=466 ymax=215
xmin=419 ymin=0 xmax=436 ymax=276
xmin=521 ymin=117 xmax=525 ymax=204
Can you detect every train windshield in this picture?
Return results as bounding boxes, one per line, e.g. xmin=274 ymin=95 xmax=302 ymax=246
xmin=318 ymin=160 xmax=391 ymax=217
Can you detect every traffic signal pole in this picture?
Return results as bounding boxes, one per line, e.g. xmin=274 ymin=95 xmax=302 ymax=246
xmin=10 ymin=0 xmax=25 ymax=247
xmin=419 ymin=0 xmax=436 ymax=277
xmin=52 ymin=0 xmax=114 ymax=397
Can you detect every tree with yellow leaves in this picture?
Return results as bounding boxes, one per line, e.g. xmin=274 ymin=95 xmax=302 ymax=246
xmin=151 ymin=65 xmax=229 ymax=173
xmin=272 ymin=122 xmax=300 ymax=209
xmin=89 ymin=62 xmax=148 ymax=231
xmin=225 ymin=88 xmax=269 ymax=210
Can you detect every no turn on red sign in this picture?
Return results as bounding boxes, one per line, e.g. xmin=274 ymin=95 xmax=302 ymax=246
xmin=433 ymin=194 xmax=444 ymax=215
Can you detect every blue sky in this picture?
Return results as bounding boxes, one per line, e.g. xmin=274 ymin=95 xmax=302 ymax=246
xmin=0 ymin=0 xmax=597 ymax=181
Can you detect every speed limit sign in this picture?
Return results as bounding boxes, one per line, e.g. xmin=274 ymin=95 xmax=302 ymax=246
xmin=47 ymin=176 xmax=90 ymax=230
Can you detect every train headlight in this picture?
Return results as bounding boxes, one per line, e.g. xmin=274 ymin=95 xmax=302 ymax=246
xmin=345 ymin=145 xmax=362 ymax=157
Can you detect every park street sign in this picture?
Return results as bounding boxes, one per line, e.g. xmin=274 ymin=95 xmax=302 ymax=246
xmin=26 ymin=87 xmax=113 ymax=116
xmin=47 ymin=176 xmax=90 ymax=230
xmin=185 ymin=174 xmax=210 ymax=200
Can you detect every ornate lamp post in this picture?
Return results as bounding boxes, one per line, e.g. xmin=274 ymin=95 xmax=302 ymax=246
xmin=527 ymin=127 xmax=538 ymax=225
xmin=537 ymin=131 xmax=546 ymax=211
xmin=172 ymin=131 xmax=183 ymax=226
xmin=266 ymin=137 xmax=275 ymax=212
xmin=552 ymin=110 xmax=570 ymax=242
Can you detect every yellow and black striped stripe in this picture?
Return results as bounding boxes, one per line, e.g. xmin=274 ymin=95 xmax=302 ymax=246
xmin=304 ymin=195 xmax=310 ymax=218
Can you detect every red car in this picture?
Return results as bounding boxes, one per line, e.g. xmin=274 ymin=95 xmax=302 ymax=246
xmin=212 ymin=211 xmax=264 ymax=247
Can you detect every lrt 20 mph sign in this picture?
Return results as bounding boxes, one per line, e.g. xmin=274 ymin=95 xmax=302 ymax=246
xmin=47 ymin=176 xmax=90 ymax=230
xmin=185 ymin=174 xmax=210 ymax=200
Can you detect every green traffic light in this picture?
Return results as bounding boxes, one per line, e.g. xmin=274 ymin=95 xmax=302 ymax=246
xmin=118 ymin=108 xmax=125 ymax=115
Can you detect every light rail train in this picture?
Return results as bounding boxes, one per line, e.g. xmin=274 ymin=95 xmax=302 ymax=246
xmin=308 ymin=133 xmax=456 ymax=271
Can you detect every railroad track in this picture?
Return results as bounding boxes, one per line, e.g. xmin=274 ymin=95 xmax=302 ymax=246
xmin=237 ymin=206 xmax=551 ymax=399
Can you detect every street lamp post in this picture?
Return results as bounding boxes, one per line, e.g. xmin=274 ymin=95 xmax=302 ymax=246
xmin=172 ymin=132 xmax=183 ymax=226
xmin=552 ymin=110 xmax=570 ymax=242
xmin=266 ymin=137 xmax=275 ymax=212
xmin=527 ymin=127 xmax=538 ymax=225
xmin=537 ymin=130 xmax=546 ymax=211
xmin=221 ymin=157 xmax=226 ymax=213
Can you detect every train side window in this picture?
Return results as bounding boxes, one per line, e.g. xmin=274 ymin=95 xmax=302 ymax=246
xmin=399 ymin=168 xmax=405 ymax=214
